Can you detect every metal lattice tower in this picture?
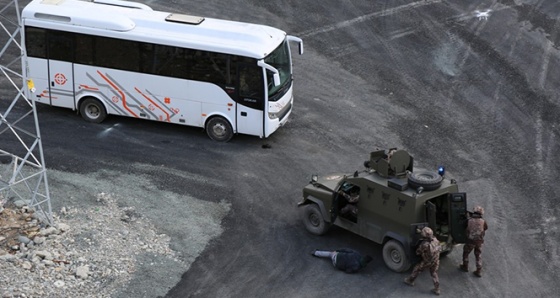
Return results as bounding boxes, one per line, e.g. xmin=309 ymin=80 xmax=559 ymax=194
xmin=0 ymin=0 xmax=52 ymax=224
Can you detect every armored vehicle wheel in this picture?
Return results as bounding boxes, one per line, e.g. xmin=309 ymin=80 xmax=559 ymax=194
xmin=302 ymin=204 xmax=330 ymax=235
xmin=408 ymin=170 xmax=443 ymax=191
xmin=382 ymin=240 xmax=410 ymax=272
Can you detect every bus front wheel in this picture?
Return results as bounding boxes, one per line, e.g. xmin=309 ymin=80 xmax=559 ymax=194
xmin=206 ymin=116 xmax=233 ymax=142
xmin=80 ymin=98 xmax=107 ymax=123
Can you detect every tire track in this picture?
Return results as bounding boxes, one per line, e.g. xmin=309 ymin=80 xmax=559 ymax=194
xmin=453 ymin=0 xmax=560 ymax=292
xmin=296 ymin=0 xmax=442 ymax=38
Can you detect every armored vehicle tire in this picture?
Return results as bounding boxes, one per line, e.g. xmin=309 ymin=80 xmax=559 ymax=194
xmin=408 ymin=170 xmax=443 ymax=191
xmin=382 ymin=240 xmax=411 ymax=272
xmin=302 ymin=204 xmax=330 ymax=235
xmin=80 ymin=98 xmax=107 ymax=123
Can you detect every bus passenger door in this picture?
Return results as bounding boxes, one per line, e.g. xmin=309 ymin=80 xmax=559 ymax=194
xmin=48 ymin=60 xmax=75 ymax=109
xmin=46 ymin=30 xmax=75 ymax=109
xmin=25 ymin=58 xmax=49 ymax=104
xmin=236 ymin=64 xmax=264 ymax=137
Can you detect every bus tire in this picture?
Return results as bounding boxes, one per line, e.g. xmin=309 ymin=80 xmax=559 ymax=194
xmin=80 ymin=98 xmax=107 ymax=123
xmin=206 ymin=116 xmax=233 ymax=142
xmin=302 ymin=203 xmax=330 ymax=235
xmin=382 ymin=239 xmax=411 ymax=272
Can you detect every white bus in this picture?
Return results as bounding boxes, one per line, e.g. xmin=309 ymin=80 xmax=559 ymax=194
xmin=21 ymin=0 xmax=303 ymax=141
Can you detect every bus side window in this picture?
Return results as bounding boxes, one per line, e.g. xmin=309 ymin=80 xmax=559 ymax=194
xmin=190 ymin=51 xmax=228 ymax=85
xmin=238 ymin=65 xmax=263 ymax=100
xmin=139 ymin=43 xmax=155 ymax=74
xmin=47 ymin=30 xmax=73 ymax=62
xmin=25 ymin=27 xmax=47 ymax=58
xmin=75 ymin=34 xmax=94 ymax=65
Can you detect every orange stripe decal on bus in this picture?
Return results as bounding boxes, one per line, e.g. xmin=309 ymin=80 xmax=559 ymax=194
xmin=79 ymin=84 xmax=99 ymax=91
xmin=40 ymin=90 xmax=57 ymax=99
xmin=96 ymin=70 xmax=138 ymax=118
xmin=134 ymin=87 xmax=170 ymax=122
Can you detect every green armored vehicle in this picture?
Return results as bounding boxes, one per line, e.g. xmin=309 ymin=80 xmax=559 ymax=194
xmin=298 ymin=148 xmax=468 ymax=272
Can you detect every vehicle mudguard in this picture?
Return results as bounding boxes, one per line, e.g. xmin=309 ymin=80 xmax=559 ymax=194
xmin=384 ymin=231 xmax=413 ymax=260
xmin=299 ymin=196 xmax=332 ymax=223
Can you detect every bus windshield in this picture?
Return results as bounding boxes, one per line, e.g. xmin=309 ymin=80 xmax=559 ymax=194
xmin=264 ymin=39 xmax=292 ymax=101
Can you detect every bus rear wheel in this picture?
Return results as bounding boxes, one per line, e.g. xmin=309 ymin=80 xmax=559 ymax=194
xmin=80 ymin=98 xmax=107 ymax=123
xmin=206 ymin=116 xmax=233 ymax=142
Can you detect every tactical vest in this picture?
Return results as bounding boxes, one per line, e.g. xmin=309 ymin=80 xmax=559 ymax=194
xmin=467 ymin=218 xmax=486 ymax=241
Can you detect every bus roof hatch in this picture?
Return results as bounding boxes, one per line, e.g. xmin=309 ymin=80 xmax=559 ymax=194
xmin=165 ymin=13 xmax=204 ymax=25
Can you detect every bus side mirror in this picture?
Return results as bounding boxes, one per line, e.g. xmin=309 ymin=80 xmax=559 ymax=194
xmin=287 ymin=35 xmax=304 ymax=55
xmin=257 ymin=60 xmax=281 ymax=86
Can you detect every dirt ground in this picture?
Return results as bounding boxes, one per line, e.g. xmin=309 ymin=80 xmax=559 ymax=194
xmin=2 ymin=0 xmax=560 ymax=297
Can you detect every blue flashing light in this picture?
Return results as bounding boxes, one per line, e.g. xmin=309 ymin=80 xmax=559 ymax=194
xmin=438 ymin=166 xmax=445 ymax=177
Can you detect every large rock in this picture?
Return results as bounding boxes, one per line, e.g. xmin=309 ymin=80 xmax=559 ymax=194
xmin=17 ymin=236 xmax=31 ymax=245
xmin=76 ymin=265 xmax=89 ymax=279
xmin=57 ymin=223 xmax=70 ymax=232
xmin=34 ymin=250 xmax=53 ymax=260
xmin=39 ymin=227 xmax=58 ymax=236
xmin=33 ymin=236 xmax=45 ymax=244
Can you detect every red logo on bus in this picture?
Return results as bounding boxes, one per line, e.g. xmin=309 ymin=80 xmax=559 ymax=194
xmin=54 ymin=73 xmax=67 ymax=85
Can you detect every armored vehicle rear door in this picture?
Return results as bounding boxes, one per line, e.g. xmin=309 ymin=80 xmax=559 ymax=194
xmin=426 ymin=201 xmax=437 ymax=232
xmin=448 ymin=193 xmax=467 ymax=243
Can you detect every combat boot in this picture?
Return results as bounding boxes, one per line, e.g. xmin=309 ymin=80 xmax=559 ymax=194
xmin=474 ymin=268 xmax=482 ymax=277
xmin=459 ymin=262 xmax=469 ymax=272
xmin=403 ymin=277 xmax=415 ymax=286
xmin=431 ymin=287 xmax=441 ymax=295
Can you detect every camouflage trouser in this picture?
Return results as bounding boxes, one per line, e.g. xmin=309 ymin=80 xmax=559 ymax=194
xmin=463 ymin=241 xmax=483 ymax=270
xmin=408 ymin=259 xmax=440 ymax=288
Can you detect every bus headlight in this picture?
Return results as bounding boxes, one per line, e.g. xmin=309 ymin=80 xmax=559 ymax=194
xmin=269 ymin=112 xmax=278 ymax=119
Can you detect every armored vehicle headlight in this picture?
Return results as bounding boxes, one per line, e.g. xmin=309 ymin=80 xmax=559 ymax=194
xmin=311 ymin=174 xmax=318 ymax=182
